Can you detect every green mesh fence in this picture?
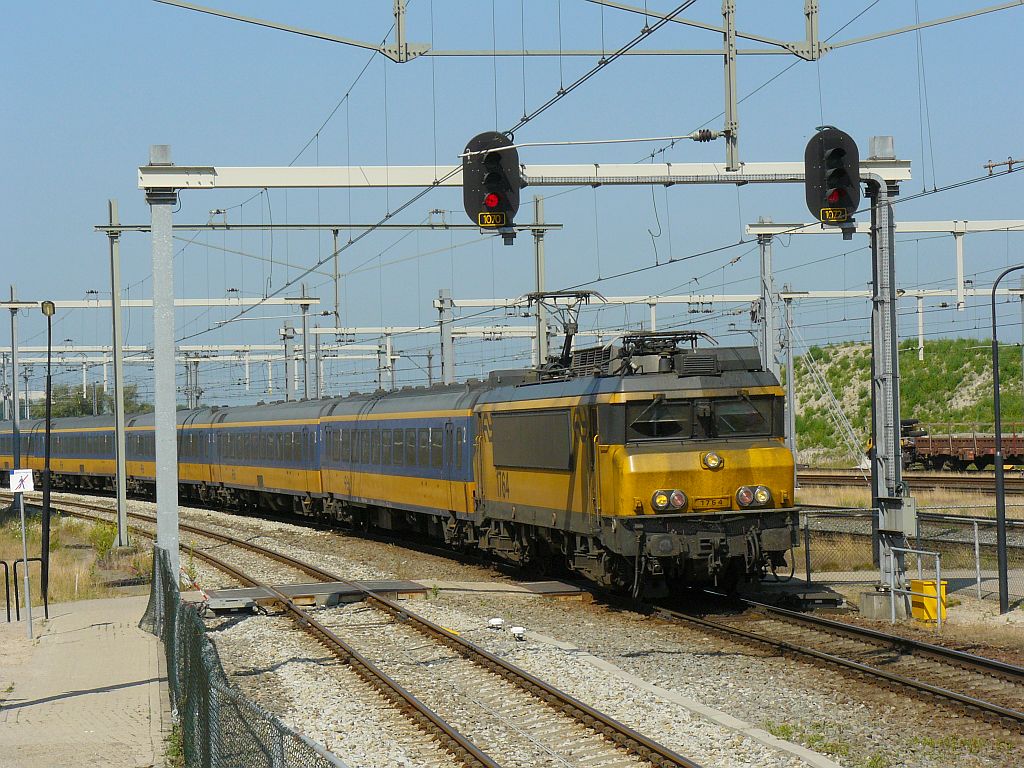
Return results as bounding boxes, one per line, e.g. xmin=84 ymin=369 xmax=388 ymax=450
xmin=140 ymin=548 xmax=348 ymax=768
xmin=795 ymin=509 xmax=1024 ymax=602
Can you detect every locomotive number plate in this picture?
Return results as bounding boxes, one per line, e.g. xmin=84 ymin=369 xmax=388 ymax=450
xmin=692 ymin=496 xmax=730 ymax=510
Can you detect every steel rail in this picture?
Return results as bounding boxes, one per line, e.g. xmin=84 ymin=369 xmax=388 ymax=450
xmin=741 ymin=598 xmax=1024 ymax=681
xmin=656 ymin=604 xmax=1024 ymax=729
xmin=22 ymin=499 xmax=503 ymax=768
xmin=22 ymin=494 xmax=703 ymax=768
xmin=369 ymin=595 xmax=702 ymax=768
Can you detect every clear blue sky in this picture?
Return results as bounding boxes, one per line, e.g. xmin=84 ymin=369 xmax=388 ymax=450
xmin=2 ymin=1 xmax=1022 ymax=403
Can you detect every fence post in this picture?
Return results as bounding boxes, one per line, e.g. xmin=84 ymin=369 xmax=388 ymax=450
xmin=889 ymin=549 xmax=897 ymax=624
xmin=936 ymin=552 xmax=943 ymax=632
xmin=803 ymin=514 xmax=812 ymax=585
xmin=275 ymin=728 xmax=287 ymax=768
xmin=973 ymin=521 xmax=982 ymax=599
xmin=915 ymin=517 xmax=923 ymax=581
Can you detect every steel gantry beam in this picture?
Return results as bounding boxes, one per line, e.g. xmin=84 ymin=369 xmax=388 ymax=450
xmin=5 ymin=297 xmax=323 ymax=310
xmin=138 ymin=160 xmax=911 ymax=191
xmin=746 ymin=219 xmax=1024 ymax=312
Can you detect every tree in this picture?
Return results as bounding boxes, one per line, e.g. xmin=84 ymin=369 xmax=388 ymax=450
xmin=32 ymin=382 xmax=152 ymax=418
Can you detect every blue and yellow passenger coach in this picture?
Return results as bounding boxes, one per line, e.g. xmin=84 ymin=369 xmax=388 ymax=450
xmin=1 ymin=333 xmax=797 ymax=594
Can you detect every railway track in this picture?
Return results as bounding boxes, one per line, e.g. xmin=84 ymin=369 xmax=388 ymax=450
xmin=798 ymin=468 xmax=1024 ymax=495
xmin=657 ymin=595 xmax=1024 ymax=733
xmin=13 ymin=493 xmax=703 ymax=768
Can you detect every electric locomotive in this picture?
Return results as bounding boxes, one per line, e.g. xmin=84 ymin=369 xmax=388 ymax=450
xmin=0 ymin=332 xmax=797 ymax=594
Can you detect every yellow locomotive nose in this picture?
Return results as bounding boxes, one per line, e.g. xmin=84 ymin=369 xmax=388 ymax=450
xmin=607 ymin=442 xmax=793 ymax=515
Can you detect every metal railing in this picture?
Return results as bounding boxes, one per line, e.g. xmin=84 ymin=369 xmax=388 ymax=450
xmin=1 ymin=560 xmax=9 ymax=622
xmin=886 ymin=545 xmax=943 ymax=629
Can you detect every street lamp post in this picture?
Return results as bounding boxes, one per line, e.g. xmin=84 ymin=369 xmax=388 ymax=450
xmin=991 ymin=265 xmax=1024 ymax=615
xmin=40 ymin=300 xmax=55 ymax=614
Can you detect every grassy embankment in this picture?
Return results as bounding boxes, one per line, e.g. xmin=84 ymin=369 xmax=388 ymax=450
xmin=792 ymin=338 xmax=1024 ymax=466
xmin=0 ymin=507 xmax=151 ymax=607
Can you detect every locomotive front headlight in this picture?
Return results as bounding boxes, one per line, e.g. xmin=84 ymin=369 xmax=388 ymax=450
xmin=668 ymin=490 xmax=687 ymax=510
xmin=651 ymin=491 xmax=671 ymax=512
xmin=702 ymin=451 xmax=724 ymax=470
xmin=736 ymin=486 xmax=754 ymax=507
xmin=754 ymin=486 xmax=772 ymax=506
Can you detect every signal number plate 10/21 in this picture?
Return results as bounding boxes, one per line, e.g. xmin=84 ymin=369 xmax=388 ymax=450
xmin=692 ymin=496 xmax=730 ymax=511
xmin=478 ymin=211 xmax=506 ymax=228
xmin=819 ymin=207 xmax=848 ymax=223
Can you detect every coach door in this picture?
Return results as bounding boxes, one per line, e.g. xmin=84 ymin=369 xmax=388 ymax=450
xmin=585 ymin=405 xmax=601 ymax=517
xmin=443 ymin=420 xmax=455 ymax=512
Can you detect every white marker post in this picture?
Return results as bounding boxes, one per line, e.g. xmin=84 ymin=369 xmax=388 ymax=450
xmin=10 ymin=468 xmax=34 ymax=638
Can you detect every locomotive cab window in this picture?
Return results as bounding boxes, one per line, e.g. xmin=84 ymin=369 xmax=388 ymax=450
xmin=627 ymin=398 xmax=692 ymax=440
xmin=697 ymin=395 xmax=778 ymax=438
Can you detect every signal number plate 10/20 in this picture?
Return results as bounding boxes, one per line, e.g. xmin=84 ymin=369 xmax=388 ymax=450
xmin=478 ymin=211 xmax=506 ymax=228
xmin=819 ymin=207 xmax=848 ymax=223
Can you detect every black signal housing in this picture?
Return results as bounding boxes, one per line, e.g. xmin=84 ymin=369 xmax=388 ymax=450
xmin=804 ymin=128 xmax=861 ymax=225
xmin=462 ymin=131 xmax=521 ymax=236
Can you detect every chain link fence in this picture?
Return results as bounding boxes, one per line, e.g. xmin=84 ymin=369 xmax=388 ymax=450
xmin=795 ymin=507 xmax=1024 ymax=603
xmin=140 ymin=548 xmax=348 ymax=768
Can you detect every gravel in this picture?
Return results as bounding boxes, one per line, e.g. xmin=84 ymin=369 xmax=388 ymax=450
xmin=208 ymin=612 xmax=455 ymax=768
xmin=404 ymin=593 xmax=1019 ymax=768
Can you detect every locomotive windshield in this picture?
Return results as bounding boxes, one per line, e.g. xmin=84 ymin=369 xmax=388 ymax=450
xmin=627 ymin=397 xmax=692 ymax=438
xmin=625 ymin=395 xmax=780 ymax=441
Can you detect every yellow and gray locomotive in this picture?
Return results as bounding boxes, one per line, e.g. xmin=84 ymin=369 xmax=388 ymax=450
xmin=1 ymin=332 xmax=796 ymax=594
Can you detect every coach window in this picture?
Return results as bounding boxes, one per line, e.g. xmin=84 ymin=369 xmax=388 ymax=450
xmin=455 ymin=427 xmax=465 ymax=469
xmin=371 ymin=429 xmax=381 ymax=465
xmin=340 ymin=429 xmax=351 ymax=463
xmin=381 ymin=429 xmax=392 ymax=465
xmin=404 ymin=428 xmax=416 ymax=466
xmin=362 ymin=430 xmax=374 ymax=466
xmin=418 ymin=428 xmax=430 ymax=467
xmin=444 ymin=428 xmax=453 ymax=468
xmin=430 ymin=428 xmax=443 ymax=469
xmin=392 ymin=429 xmax=404 ymax=466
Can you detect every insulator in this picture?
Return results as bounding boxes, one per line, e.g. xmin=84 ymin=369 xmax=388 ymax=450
xmin=693 ymin=129 xmax=715 ymax=143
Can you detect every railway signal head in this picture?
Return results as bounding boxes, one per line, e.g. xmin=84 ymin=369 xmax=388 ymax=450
xmin=804 ymin=127 xmax=861 ymax=225
xmin=463 ymin=131 xmax=521 ymax=242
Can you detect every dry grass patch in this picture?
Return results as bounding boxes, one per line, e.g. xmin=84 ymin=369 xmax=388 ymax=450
xmin=797 ymin=485 xmax=1024 ymax=518
xmin=0 ymin=509 xmax=150 ymax=607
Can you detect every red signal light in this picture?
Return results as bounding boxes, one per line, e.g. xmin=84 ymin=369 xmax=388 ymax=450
xmin=827 ymin=189 xmax=841 ymax=203
xmin=484 ymin=193 xmax=500 ymax=209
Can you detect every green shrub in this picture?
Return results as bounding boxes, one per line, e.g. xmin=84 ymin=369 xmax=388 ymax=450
xmin=87 ymin=521 xmax=117 ymax=563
